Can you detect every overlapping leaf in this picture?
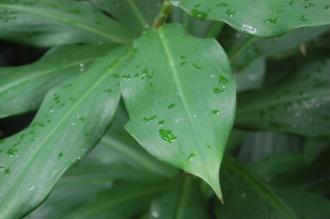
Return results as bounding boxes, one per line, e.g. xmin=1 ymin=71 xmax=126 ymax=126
xmin=237 ymin=59 xmax=330 ymax=137
xmin=91 ymin=0 xmax=161 ymax=35
xmin=121 ymin=24 xmax=236 ymax=199
xmin=0 ymin=45 xmax=113 ymax=119
xmin=0 ymin=46 xmax=131 ymax=219
xmin=172 ymin=0 xmax=330 ymax=37
xmin=0 ymin=0 xmax=133 ymax=46
xmin=217 ymin=158 xmax=299 ymax=219
xmin=147 ymin=175 xmax=208 ymax=219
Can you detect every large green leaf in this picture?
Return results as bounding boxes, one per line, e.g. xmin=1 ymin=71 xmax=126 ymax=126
xmin=62 ymin=182 xmax=167 ymax=219
xmin=237 ymin=59 xmax=330 ymax=137
xmin=147 ymin=175 xmax=208 ymax=219
xmin=0 ymin=0 xmax=133 ymax=46
xmin=121 ymin=24 xmax=236 ymax=199
xmin=217 ymin=157 xmax=299 ymax=219
xmin=0 ymin=46 xmax=131 ymax=219
xmin=172 ymin=0 xmax=330 ymax=37
xmin=91 ymin=0 xmax=161 ymax=35
xmin=0 ymin=45 xmax=112 ymax=119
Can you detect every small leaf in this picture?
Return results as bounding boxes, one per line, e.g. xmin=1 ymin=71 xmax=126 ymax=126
xmin=172 ymin=0 xmax=330 ymax=37
xmin=0 ymin=45 xmax=113 ymax=119
xmin=0 ymin=46 xmax=131 ymax=219
xmin=236 ymin=59 xmax=330 ymax=137
xmin=121 ymin=24 xmax=236 ymax=200
xmin=0 ymin=0 xmax=133 ymax=46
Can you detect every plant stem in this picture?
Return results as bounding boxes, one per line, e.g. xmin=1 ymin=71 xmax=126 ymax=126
xmin=153 ymin=0 xmax=173 ymax=28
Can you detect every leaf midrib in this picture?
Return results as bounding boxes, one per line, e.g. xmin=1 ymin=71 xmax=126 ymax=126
xmin=0 ymin=51 xmax=131 ymax=212
xmin=223 ymin=158 xmax=298 ymax=219
xmin=238 ymin=89 xmax=330 ymax=115
xmin=0 ymin=4 xmax=129 ymax=44
xmin=127 ymin=0 xmax=149 ymax=29
xmin=0 ymin=57 xmax=97 ymax=95
xmin=69 ymin=185 xmax=166 ymax=218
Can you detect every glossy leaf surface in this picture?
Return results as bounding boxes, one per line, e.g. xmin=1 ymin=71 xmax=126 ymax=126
xmin=147 ymin=175 xmax=208 ymax=219
xmin=121 ymin=24 xmax=236 ymax=199
xmin=0 ymin=45 xmax=112 ymax=119
xmin=62 ymin=182 xmax=167 ymax=219
xmin=0 ymin=0 xmax=133 ymax=46
xmin=172 ymin=0 xmax=330 ymax=37
xmin=91 ymin=0 xmax=161 ymax=35
xmin=217 ymin=158 xmax=299 ymax=219
xmin=0 ymin=47 xmax=130 ymax=219
xmin=237 ymin=59 xmax=330 ymax=137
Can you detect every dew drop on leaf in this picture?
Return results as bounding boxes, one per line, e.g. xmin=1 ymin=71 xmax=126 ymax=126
xmin=187 ymin=153 xmax=196 ymax=162
xmin=159 ymin=129 xmax=177 ymax=143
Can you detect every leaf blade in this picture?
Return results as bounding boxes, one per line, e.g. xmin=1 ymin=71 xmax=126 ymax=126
xmin=121 ymin=24 xmax=236 ymax=199
xmin=0 ymin=46 xmax=131 ymax=219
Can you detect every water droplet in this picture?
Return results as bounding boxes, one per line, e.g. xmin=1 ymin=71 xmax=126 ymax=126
xmin=304 ymin=2 xmax=315 ymax=8
xmin=49 ymin=108 xmax=54 ymax=113
xmin=213 ymin=87 xmax=224 ymax=94
xmin=212 ymin=109 xmax=220 ymax=115
xmin=159 ymin=129 xmax=177 ymax=143
xmin=206 ymin=144 xmax=212 ymax=149
xmin=5 ymin=168 xmax=10 ymax=174
xmin=28 ymin=185 xmax=34 ymax=191
xmin=192 ymin=63 xmax=202 ymax=69
xmin=242 ymin=24 xmax=257 ymax=34
xmin=142 ymin=115 xmax=157 ymax=123
xmin=0 ymin=166 xmax=4 ymax=171
xmin=79 ymin=63 xmax=85 ymax=72
xmin=58 ymin=152 xmax=63 ymax=158
xmin=225 ymin=8 xmax=236 ymax=17
xmin=6 ymin=148 xmax=17 ymax=157
xmin=158 ymin=120 xmax=165 ymax=126
xmin=191 ymin=9 xmax=208 ymax=20
xmin=168 ymin=103 xmax=175 ymax=109
xmin=187 ymin=153 xmax=196 ymax=162
xmin=264 ymin=17 xmax=278 ymax=24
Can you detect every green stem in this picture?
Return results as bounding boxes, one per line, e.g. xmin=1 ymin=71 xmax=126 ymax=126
xmin=153 ymin=0 xmax=173 ymax=28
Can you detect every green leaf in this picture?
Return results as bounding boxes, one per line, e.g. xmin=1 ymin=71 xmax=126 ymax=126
xmin=280 ymin=189 xmax=330 ymax=219
xmin=62 ymin=182 xmax=167 ymax=219
xmin=172 ymin=0 xmax=330 ymax=37
xmin=0 ymin=0 xmax=133 ymax=46
xmin=0 ymin=45 xmax=113 ymax=119
xmin=0 ymin=46 xmax=131 ymax=219
xmin=236 ymin=59 xmax=330 ymax=137
xmin=235 ymin=58 xmax=265 ymax=93
xmin=217 ymin=157 xmax=299 ymax=219
xmin=91 ymin=0 xmax=161 ymax=35
xmin=27 ymin=142 xmax=167 ymax=219
xmin=228 ymin=26 xmax=329 ymax=71
xmin=147 ymin=175 xmax=208 ymax=219
xmin=100 ymin=103 xmax=177 ymax=178
xmin=121 ymin=24 xmax=236 ymax=200
xmin=171 ymin=7 xmax=224 ymax=38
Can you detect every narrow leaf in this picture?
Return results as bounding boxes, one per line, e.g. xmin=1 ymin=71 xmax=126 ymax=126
xmin=121 ymin=24 xmax=236 ymax=199
xmin=217 ymin=157 xmax=299 ymax=219
xmin=62 ymin=182 xmax=167 ymax=219
xmin=0 ymin=45 xmax=112 ymax=119
xmin=148 ymin=175 xmax=208 ymax=219
xmin=0 ymin=0 xmax=133 ymax=46
xmin=172 ymin=0 xmax=330 ymax=37
xmin=237 ymin=59 xmax=330 ymax=137
xmin=91 ymin=0 xmax=161 ymax=35
xmin=0 ymin=46 xmax=131 ymax=219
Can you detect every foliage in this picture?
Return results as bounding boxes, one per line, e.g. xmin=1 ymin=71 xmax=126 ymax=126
xmin=0 ymin=0 xmax=329 ymax=218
